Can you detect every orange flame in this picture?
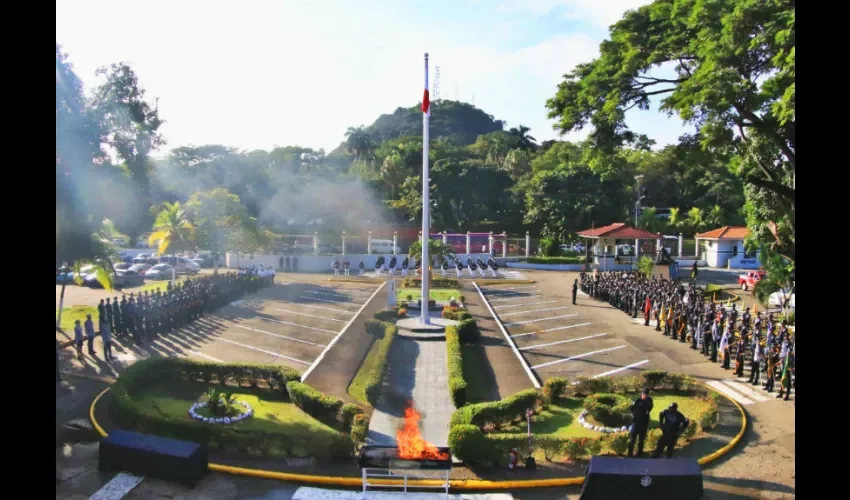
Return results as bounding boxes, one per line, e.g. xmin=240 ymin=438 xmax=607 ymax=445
xmin=396 ymin=406 xmax=449 ymax=460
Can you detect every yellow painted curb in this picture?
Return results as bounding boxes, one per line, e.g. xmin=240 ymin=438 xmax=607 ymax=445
xmin=89 ymin=382 xmax=745 ymax=490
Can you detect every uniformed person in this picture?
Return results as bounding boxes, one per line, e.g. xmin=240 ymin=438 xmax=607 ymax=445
xmin=572 ymin=279 xmax=578 ymax=305
xmin=653 ymin=403 xmax=689 ymax=459
xmin=112 ymin=296 xmax=122 ymax=336
xmin=628 ymin=388 xmax=653 ymax=457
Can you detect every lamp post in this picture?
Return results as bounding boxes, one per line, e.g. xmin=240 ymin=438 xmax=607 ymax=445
xmin=342 ymin=231 xmax=346 ymax=256
xmin=368 ymin=230 xmax=372 ymax=255
xmin=313 ymin=232 xmax=318 ymax=255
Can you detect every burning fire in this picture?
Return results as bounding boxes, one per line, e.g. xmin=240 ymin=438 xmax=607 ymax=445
xmin=396 ymin=406 xmax=450 ymax=460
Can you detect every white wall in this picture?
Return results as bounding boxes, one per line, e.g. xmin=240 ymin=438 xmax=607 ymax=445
xmin=702 ymin=240 xmax=761 ymax=269
xmin=224 ymin=253 xmax=497 ymax=273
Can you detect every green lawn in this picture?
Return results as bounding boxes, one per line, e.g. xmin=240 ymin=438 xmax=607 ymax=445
xmin=133 ymin=381 xmax=340 ymax=440
xmin=502 ymin=391 xmax=711 ymax=437
xmin=397 ymin=288 xmax=461 ymax=302
xmin=56 ymin=305 xmax=98 ymax=332
xmin=347 ymin=338 xmax=381 ymax=404
xmin=462 ymin=343 xmax=496 ymax=403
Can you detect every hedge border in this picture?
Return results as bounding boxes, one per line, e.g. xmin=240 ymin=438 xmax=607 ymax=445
xmin=445 ymin=325 xmax=467 ymax=408
xmin=107 ymin=357 xmax=367 ymax=461
xmin=90 ymin=379 xmax=746 ymax=489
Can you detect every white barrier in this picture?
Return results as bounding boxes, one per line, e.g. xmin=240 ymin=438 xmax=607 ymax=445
xmin=223 ymin=253 xmax=498 ymax=273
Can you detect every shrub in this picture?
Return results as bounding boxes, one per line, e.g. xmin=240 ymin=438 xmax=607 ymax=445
xmin=340 ymin=403 xmax=365 ymax=432
xmin=451 ymin=389 xmax=540 ymax=431
xmin=682 ymin=419 xmax=699 ymax=439
xmin=583 ymin=393 xmax=631 ymax=427
xmin=286 ymin=382 xmax=344 ymax=427
xmin=585 ymin=437 xmax=603 ymax=456
xmin=614 ymin=376 xmax=641 ymax=394
xmin=350 ymin=413 xmax=370 ymax=445
xmin=458 ymin=311 xmax=473 ymax=321
xmin=485 ymin=434 xmax=530 ymax=466
xmin=446 ymin=326 xmax=468 ymax=408
xmin=645 ymin=428 xmax=664 ymax=452
xmin=458 ymin=295 xmax=466 ymax=303
xmin=397 ymin=308 xmax=407 ymax=318
xmin=605 ymin=432 xmax=630 ymax=456
xmin=406 ymin=294 xmax=413 ymax=301
xmin=365 ymin=318 xmax=387 ymax=335
xmin=362 ymin=322 xmax=397 ymax=405
xmin=639 ymin=370 xmax=669 ymax=391
xmin=574 ymin=376 xmax=614 ymax=396
xmin=448 ymin=425 xmax=492 ymax=465
xmin=535 ymin=435 xmax=562 ymax=461
xmin=698 ymin=405 xmax=720 ymax=431
xmin=666 ymin=373 xmax=695 ymax=392
xmin=543 ymin=377 xmax=569 ymax=404
xmin=372 ymin=310 xmax=397 ymax=323
xmin=456 ymin=318 xmax=481 ymax=343
xmin=563 ymin=437 xmax=588 ymax=461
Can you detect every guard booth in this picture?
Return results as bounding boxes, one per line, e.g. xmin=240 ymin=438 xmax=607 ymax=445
xmin=576 ymin=223 xmax=662 ymax=269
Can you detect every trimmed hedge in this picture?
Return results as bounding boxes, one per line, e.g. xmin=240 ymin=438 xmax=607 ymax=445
xmin=543 ymin=377 xmax=569 ymax=404
xmin=364 ymin=320 xmax=397 ymax=405
xmin=373 ymin=310 xmax=397 ymax=323
xmin=582 ymin=393 xmax=631 ymax=427
xmin=110 ymin=358 xmax=357 ymax=461
xmin=116 ymin=357 xmax=301 ymax=397
xmin=402 ymin=278 xmax=459 ymax=288
xmin=456 ymin=318 xmax=481 ymax=343
xmin=450 ymin=389 xmax=540 ymax=431
xmin=446 ymin=325 xmax=468 ymax=408
xmin=286 ymin=382 xmax=345 ymax=427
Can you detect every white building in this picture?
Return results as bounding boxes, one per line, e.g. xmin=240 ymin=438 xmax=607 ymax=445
xmin=694 ymin=226 xmax=761 ymax=269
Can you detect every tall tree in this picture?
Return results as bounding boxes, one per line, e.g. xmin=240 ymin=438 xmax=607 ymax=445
xmin=56 ymin=45 xmax=108 ymax=265
xmin=149 ymin=201 xmax=195 ymax=259
xmin=546 ymin=0 xmax=794 ymax=259
xmin=91 ymin=62 xmax=165 ymax=245
xmin=185 ymin=188 xmax=256 ymax=272
xmin=344 ymin=126 xmax=375 ymax=162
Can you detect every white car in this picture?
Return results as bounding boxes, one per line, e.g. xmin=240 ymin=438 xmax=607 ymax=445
xmin=768 ymin=289 xmax=795 ymax=310
xmin=145 ymin=264 xmax=175 ymax=280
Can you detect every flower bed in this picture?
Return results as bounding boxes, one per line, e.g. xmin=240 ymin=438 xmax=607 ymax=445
xmin=110 ymin=357 xmax=368 ymax=461
xmin=449 ymin=371 xmax=720 ymax=467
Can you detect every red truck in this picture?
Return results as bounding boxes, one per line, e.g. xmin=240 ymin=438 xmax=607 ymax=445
xmin=738 ymin=270 xmax=765 ymax=291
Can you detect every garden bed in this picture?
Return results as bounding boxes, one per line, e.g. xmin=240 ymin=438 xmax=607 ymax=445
xmin=109 ymin=358 xmax=369 ymax=461
xmin=449 ymin=371 xmax=723 ymax=466
xmin=397 ymin=287 xmax=461 ymax=302
xmin=347 ymin=316 xmax=398 ymax=405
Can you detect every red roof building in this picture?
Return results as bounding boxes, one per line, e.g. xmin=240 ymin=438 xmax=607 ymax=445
xmin=577 ymin=223 xmax=662 ymax=240
xmin=694 ymin=226 xmax=750 ymax=240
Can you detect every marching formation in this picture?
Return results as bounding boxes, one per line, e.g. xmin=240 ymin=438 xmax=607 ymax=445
xmin=73 ymin=268 xmax=276 ymax=361
xmin=579 ymin=271 xmax=796 ymax=400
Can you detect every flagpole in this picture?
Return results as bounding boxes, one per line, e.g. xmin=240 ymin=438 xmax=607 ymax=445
xmin=421 ymin=52 xmax=431 ymax=325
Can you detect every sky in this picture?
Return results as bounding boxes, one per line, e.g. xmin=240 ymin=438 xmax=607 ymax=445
xmin=56 ymin=0 xmax=694 ymax=155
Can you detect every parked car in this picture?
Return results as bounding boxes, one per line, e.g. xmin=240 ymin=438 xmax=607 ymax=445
xmin=768 ymin=288 xmax=795 ymax=310
xmin=84 ymin=270 xmax=145 ymax=288
xmin=158 ymin=256 xmax=201 ymax=274
xmin=145 ymin=264 xmax=174 ymax=280
xmin=370 ymin=239 xmax=400 ymax=254
xmin=133 ymin=253 xmax=159 ymax=266
xmin=57 ymin=264 xmax=95 ymax=284
xmin=114 ymin=262 xmax=132 ymax=271
xmin=738 ymin=270 xmax=766 ymax=291
xmin=128 ymin=263 xmax=151 ymax=273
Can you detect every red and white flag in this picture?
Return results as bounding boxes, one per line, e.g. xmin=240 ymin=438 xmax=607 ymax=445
xmin=422 ymin=53 xmax=430 ymax=115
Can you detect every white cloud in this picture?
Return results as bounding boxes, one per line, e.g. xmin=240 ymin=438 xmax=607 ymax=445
xmin=499 ymin=0 xmax=653 ymax=29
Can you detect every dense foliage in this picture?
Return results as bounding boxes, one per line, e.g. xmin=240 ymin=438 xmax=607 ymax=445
xmin=58 ymin=0 xmax=793 ymax=265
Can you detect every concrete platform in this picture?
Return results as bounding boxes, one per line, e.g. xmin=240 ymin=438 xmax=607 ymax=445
xmin=396 ymin=317 xmax=458 ymax=333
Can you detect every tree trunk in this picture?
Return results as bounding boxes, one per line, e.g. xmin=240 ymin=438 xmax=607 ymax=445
xmin=56 ymin=280 xmax=67 ymax=331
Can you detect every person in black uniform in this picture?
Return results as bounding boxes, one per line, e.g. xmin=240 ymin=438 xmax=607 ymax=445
xmin=112 ymin=296 xmax=121 ymax=336
xmin=358 ymin=259 xmax=365 ymax=276
xmin=628 ymin=388 xmax=654 ymax=457
xmin=97 ymin=299 xmax=106 ymax=328
xmin=292 ymin=255 xmax=298 ymax=272
xmin=104 ymin=297 xmax=113 ymax=334
xmin=653 ymin=402 xmax=689 ymax=458
xmin=284 ymin=254 xmax=290 ymax=272
xmin=572 ymin=279 xmax=578 ymax=305
xmin=388 ymin=255 xmax=397 ymax=275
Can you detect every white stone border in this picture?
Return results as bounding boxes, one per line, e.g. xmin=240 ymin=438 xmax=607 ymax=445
xmin=189 ymin=400 xmax=253 ymax=424
xmin=577 ymin=410 xmax=628 ymax=434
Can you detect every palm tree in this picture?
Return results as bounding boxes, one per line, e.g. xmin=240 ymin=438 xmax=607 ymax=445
xmin=507 ymin=125 xmax=537 ymax=151
xmin=666 ymin=207 xmax=682 ymax=233
xmin=149 ymin=202 xmax=195 ymax=283
xmin=344 ymin=126 xmax=374 ymax=162
xmin=687 ymin=207 xmax=706 ymax=234
xmin=381 ymin=153 xmax=408 ymax=200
